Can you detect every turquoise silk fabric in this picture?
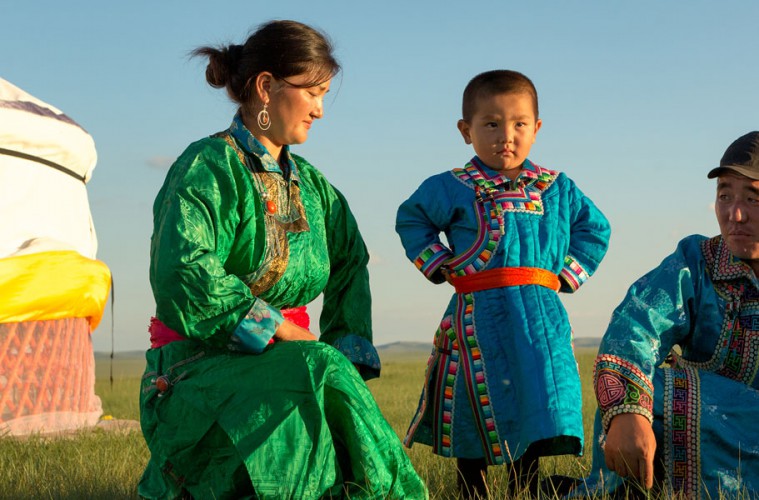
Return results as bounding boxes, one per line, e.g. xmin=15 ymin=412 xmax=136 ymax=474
xmin=579 ymin=235 xmax=759 ymax=498
xmin=139 ymin=115 xmax=427 ymax=499
xmin=396 ymin=157 xmax=611 ymax=465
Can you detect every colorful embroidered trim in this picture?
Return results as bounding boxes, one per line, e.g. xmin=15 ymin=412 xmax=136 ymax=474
xmin=673 ymin=237 xmax=759 ymax=386
xmin=431 ymin=316 xmax=457 ymax=457
xmin=452 ymin=293 xmax=503 ymax=465
xmin=414 ymin=243 xmax=453 ymax=279
xmin=559 ymin=254 xmax=590 ymax=292
xmin=405 ymin=295 xmax=504 ymax=465
xmin=663 ymin=366 xmax=701 ymax=499
xmin=443 ymin=175 xmax=505 ymax=275
xmin=717 ymin=314 xmax=759 ymax=384
xmin=403 ymin=316 xmax=454 ymax=449
xmin=447 ymin=197 xmax=501 ymax=276
xmin=443 ymin=158 xmax=559 ymax=277
xmin=703 ymin=235 xmax=756 ymax=283
xmin=451 ymin=267 xmax=560 ymax=294
xmin=451 ymin=158 xmax=558 ymax=216
xmin=594 ymin=354 xmax=654 ymax=431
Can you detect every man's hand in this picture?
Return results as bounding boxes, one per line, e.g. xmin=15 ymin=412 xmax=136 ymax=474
xmin=274 ymin=320 xmax=317 ymax=342
xmin=603 ymin=413 xmax=656 ymax=489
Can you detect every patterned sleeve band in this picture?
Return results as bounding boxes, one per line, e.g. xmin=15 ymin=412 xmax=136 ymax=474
xmin=414 ymin=243 xmax=454 ymax=281
xmin=229 ymin=298 xmax=284 ymax=353
xmin=332 ymin=334 xmax=382 ymax=379
xmin=559 ymin=254 xmax=590 ymax=292
xmin=594 ymin=354 xmax=654 ymax=432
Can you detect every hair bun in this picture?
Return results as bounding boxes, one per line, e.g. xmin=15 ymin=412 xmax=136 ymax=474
xmin=226 ymin=44 xmax=243 ymax=66
xmin=202 ymin=44 xmax=244 ymax=88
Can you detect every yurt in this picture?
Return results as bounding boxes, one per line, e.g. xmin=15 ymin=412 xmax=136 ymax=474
xmin=0 ymin=78 xmax=111 ymax=435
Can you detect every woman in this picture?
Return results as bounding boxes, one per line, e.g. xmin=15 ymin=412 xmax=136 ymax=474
xmin=139 ymin=20 xmax=427 ymax=499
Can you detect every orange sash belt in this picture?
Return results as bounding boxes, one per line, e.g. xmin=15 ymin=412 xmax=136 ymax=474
xmin=450 ymin=267 xmax=560 ymax=294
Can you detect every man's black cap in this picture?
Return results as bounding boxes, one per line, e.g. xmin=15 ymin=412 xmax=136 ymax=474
xmin=707 ymin=131 xmax=759 ymax=180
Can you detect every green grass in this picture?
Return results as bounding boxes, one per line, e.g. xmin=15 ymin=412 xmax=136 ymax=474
xmin=371 ymin=349 xmax=599 ymax=499
xmin=0 ymin=348 xmax=636 ymax=498
xmin=0 ymin=360 xmax=148 ymax=500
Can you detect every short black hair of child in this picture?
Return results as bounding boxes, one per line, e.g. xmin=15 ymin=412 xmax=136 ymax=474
xmin=461 ymin=70 xmax=539 ymax=122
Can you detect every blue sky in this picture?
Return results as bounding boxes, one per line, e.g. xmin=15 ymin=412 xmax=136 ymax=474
xmin=3 ymin=1 xmax=758 ymax=352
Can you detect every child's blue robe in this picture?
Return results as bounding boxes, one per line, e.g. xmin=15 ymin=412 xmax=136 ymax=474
xmin=397 ymin=157 xmax=611 ymax=464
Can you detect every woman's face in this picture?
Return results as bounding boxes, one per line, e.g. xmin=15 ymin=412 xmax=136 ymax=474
xmin=264 ymin=73 xmax=331 ymax=148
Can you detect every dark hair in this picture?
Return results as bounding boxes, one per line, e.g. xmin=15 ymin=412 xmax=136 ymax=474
xmin=192 ymin=20 xmax=340 ymax=107
xmin=461 ymin=70 xmax=538 ymax=122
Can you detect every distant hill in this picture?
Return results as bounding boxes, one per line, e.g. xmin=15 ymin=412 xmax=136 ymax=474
xmin=377 ymin=341 xmax=431 ymax=354
xmin=377 ymin=338 xmax=601 ymax=354
xmin=94 ymin=337 xmax=600 ymax=362
xmin=573 ymin=337 xmax=601 ymax=349
xmin=94 ymin=351 xmax=146 ymax=379
xmin=97 ymin=345 xmax=435 ymax=359
xmin=95 ymin=351 xmax=145 ymax=361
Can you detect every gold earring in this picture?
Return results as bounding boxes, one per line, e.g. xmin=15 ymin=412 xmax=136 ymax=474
xmin=257 ymin=102 xmax=271 ymax=131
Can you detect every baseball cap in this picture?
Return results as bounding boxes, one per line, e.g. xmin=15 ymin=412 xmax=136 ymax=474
xmin=707 ymin=131 xmax=759 ymax=179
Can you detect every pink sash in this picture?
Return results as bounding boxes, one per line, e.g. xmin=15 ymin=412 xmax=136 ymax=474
xmin=149 ymin=305 xmax=310 ymax=348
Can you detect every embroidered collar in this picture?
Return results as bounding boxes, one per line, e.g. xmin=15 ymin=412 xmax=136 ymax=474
xmin=229 ymin=112 xmax=299 ymax=180
xmin=705 ymin=235 xmax=759 ymax=285
xmin=470 ymin=157 xmax=541 ymax=186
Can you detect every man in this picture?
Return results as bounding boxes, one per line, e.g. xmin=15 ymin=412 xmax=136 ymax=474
xmin=578 ymin=131 xmax=759 ymax=498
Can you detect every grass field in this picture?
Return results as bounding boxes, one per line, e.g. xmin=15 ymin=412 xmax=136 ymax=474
xmin=0 ymin=347 xmax=608 ymax=499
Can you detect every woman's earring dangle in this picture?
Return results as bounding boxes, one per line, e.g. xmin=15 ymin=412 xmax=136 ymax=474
xmin=257 ymin=102 xmax=271 ymax=131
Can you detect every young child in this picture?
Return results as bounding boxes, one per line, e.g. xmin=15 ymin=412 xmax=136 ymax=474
xmin=396 ymin=70 xmax=611 ymax=498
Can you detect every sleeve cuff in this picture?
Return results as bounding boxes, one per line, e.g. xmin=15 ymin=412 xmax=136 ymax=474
xmin=594 ymin=354 xmax=654 ymax=432
xmin=559 ymin=254 xmax=590 ymax=292
xmin=601 ymin=405 xmax=654 ymax=433
xmin=414 ymin=243 xmax=454 ymax=283
xmin=228 ymin=299 xmax=284 ymax=353
xmin=332 ymin=334 xmax=381 ymax=381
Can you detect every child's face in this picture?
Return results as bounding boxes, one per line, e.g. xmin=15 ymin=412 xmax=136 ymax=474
xmin=457 ymin=92 xmax=542 ymax=178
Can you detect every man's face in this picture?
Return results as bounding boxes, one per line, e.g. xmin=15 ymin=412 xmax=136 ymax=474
xmin=716 ymin=171 xmax=759 ymax=269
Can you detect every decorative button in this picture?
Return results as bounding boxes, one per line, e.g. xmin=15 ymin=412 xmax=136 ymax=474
xmin=155 ymin=375 xmax=171 ymax=393
xmin=266 ymin=200 xmax=277 ymax=214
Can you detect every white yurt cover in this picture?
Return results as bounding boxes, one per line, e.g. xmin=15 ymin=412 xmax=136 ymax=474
xmin=0 ymin=78 xmax=110 ymax=436
xmin=0 ymin=77 xmax=98 ymax=259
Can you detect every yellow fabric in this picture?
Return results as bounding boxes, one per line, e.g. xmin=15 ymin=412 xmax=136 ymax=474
xmin=0 ymin=250 xmax=111 ymax=330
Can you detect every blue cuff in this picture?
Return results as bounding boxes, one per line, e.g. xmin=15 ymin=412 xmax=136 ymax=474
xmin=228 ymin=299 xmax=284 ymax=353
xmin=332 ymin=334 xmax=382 ymax=380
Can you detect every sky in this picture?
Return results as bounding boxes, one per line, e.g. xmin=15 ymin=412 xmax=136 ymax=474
xmin=3 ymin=1 xmax=758 ymax=353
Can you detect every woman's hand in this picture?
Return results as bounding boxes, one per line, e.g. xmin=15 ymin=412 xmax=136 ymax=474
xmin=274 ymin=319 xmax=317 ymax=342
xmin=603 ymin=413 xmax=656 ymax=489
